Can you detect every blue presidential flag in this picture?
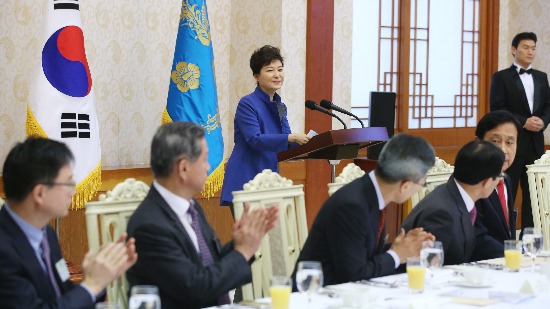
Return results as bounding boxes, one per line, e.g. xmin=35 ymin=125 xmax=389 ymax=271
xmin=163 ymin=0 xmax=224 ymax=197
xmin=27 ymin=0 xmax=101 ymax=210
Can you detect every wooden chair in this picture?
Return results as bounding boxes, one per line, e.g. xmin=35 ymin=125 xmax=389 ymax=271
xmin=328 ymin=163 xmax=365 ymax=196
xmin=527 ymin=151 xmax=550 ymax=250
xmin=85 ymin=178 xmax=149 ymax=308
xmin=232 ymin=169 xmax=306 ymax=301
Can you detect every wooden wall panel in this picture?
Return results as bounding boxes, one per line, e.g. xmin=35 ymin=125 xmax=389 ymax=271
xmin=304 ymin=0 xmax=334 ymax=228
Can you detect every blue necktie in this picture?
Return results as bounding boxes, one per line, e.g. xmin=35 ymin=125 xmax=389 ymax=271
xmin=188 ymin=202 xmax=231 ymax=305
xmin=41 ymin=231 xmax=62 ymax=298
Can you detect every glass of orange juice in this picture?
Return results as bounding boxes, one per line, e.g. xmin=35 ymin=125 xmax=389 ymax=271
xmin=407 ymin=257 xmax=426 ymax=293
xmin=270 ymin=276 xmax=292 ymax=309
xmin=504 ymin=240 xmax=522 ymax=272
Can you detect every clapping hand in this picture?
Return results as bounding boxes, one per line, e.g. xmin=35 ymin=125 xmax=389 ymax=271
xmin=391 ymin=228 xmax=435 ymax=263
xmin=233 ymin=203 xmax=279 ymax=261
xmin=81 ymin=232 xmax=138 ymax=296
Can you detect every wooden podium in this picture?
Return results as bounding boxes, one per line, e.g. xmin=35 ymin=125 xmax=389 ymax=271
xmin=277 ymin=127 xmax=392 ymax=236
xmin=277 ymin=127 xmax=389 ymax=162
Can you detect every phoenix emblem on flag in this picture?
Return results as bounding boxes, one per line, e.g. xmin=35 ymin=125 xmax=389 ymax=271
xmin=180 ymin=0 xmax=211 ymax=46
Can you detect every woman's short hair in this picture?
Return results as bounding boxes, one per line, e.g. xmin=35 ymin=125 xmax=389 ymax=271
xmin=250 ymin=45 xmax=284 ymax=75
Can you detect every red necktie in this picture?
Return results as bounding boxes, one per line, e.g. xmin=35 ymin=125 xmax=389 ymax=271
xmin=377 ymin=209 xmax=386 ymax=246
xmin=497 ymin=180 xmax=508 ymax=225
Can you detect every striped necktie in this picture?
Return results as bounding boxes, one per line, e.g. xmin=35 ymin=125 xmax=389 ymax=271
xmin=41 ymin=231 xmax=62 ymax=298
xmin=188 ymin=202 xmax=231 ymax=305
xmin=377 ymin=209 xmax=386 ymax=248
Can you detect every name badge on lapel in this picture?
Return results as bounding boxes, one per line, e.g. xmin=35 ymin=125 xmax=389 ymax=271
xmin=55 ymin=258 xmax=70 ymax=282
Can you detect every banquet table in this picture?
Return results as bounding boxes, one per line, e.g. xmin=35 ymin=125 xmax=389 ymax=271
xmin=208 ymin=262 xmax=550 ymax=309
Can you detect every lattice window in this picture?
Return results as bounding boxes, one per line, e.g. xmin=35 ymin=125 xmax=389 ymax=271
xmin=351 ymin=0 xmax=480 ymax=129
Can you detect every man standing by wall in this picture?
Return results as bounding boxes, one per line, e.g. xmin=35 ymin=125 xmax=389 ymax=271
xmin=490 ymin=32 xmax=550 ymax=231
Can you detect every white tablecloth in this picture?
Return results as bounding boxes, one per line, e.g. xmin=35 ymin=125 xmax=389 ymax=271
xmin=209 ymin=265 xmax=550 ymax=308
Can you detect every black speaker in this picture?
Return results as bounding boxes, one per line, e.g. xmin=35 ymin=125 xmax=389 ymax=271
xmin=367 ymin=92 xmax=396 ymax=160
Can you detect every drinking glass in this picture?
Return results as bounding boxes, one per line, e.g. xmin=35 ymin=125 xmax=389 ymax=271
xmin=420 ymin=240 xmax=444 ymax=287
xmin=128 ymin=285 xmax=161 ymax=309
xmin=406 ymin=257 xmax=426 ymax=293
xmin=504 ymin=240 xmax=522 ymax=272
xmin=296 ymin=261 xmax=323 ymax=304
xmin=270 ymin=276 xmax=292 ymax=309
xmin=522 ymin=227 xmax=543 ymax=272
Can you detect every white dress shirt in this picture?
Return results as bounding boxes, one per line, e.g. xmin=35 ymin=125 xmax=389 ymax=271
xmin=368 ymin=171 xmax=400 ymax=268
xmin=514 ymin=61 xmax=534 ymax=113
xmin=153 ymin=181 xmax=200 ymax=252
xmin=454 ymin=179 xmax=475 ymax=213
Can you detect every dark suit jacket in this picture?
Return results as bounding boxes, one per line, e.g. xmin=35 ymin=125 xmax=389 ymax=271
xmin=402 ymin=177 xmax=478 ymax=265
xmin=126 ymin=185 xmax=252 ymax=309
xmin=490 ymin=65 xmax=550 ymax=156
xmin=0 ymin=207 xmax=95 ymax=309
xmin=291 ymin=175 xmax=396 ymax=287
xmin=474 ymin=175 xmax=516 ymax=245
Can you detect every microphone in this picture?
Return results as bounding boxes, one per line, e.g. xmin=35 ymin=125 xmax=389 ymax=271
xmin=305 ymin=100 xmax=347 ymax=129
xmin=320 ymin=99 xmax=364 ymax=128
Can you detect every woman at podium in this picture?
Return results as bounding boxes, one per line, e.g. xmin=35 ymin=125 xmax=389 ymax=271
xmin=220 ymin=45 xmax=310 ymax=215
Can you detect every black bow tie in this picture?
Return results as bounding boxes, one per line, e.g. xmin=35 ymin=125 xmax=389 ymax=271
xmin=519 ymin=68 xmax=532 ymax=75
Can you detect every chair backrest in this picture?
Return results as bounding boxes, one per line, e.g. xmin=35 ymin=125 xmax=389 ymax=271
xmin=527 ymin=151 xmax=550 ymax=250
xmin=0 ymin=196 xmax=4 ymax=209
xmin=328 ymin=163 xmax=365 ymax=196
xmin=85 ymin=178 xmax=149 ymax=308
xmin=409 ymin=157 xmax=454 ymax=208
xmin=232 ymin=169 xmax=307 ymax=301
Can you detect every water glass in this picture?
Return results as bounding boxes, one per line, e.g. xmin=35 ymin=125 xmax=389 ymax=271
xmin=296 ymin=261 xmax=323 ymax=303
xmin=406 ymin=257 xmax=426 ymax=293
xmin=420 ymin=240 xmax=444 ymax=286
xmin=504 ymin=240 xmax=522 ymax=272
xmin=129 ymin=285 xmax=161 ymax=309
xmin=522 ymin=227 xmax=543 ymax=272
xmin=270 ymin=276 xmax=292 ymax=309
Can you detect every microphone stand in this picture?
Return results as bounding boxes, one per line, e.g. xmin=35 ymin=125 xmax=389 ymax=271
xmin=332 ymin=114 xmax=347 ymax=129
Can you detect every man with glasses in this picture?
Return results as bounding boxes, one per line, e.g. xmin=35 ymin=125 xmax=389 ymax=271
xmin=0 ymin=137 xmax=137 ymax=308
xmin=402 ymin=141 xmax=505 ymax=265
xmin=471 ymin=111 xmax=522 ymax=261
xmin=291 ymin=134 xmax=436 ymax=286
